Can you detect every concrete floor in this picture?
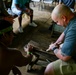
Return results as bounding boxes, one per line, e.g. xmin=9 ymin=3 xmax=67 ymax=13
xmin=9 ymin=3 xmax=59 ymax=75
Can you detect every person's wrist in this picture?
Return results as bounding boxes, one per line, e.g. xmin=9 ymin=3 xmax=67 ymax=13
xmin=52 ymin=46 xmax=58 ymax=51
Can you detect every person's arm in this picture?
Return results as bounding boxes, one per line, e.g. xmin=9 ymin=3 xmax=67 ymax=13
xmin=54 ymin=48 xmax=71 ymax=61
xmin=52 ymin=27 xmax=76 ymax=61
xmin=13 ymin=45 xmax=33 ymax=67
xmin=46 ymin=32 xmax=65 ymax=51
xmin=15 ymin=4 xmax=22 ymax=11
xmin=15 ymin=3 xmax=30 ymax=14
xmin=13 ymin=50 xmax=33 ymax=67
xmin=46 ymin=43 xmax=71 ymax=61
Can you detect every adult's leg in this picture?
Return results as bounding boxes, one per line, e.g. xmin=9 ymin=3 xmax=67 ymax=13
xmin=11 ymin=8 xmax=23 ymax=32
xmin=44 ymin=59 xmax=76 ymax=75
xmin=25 ymin=3 xmax=37 ymax=27
xmin=44 ymin=62 xmax=55 ymax=75
xmin=25 ymin=3 xmax=33 ymax=23
xmin=18 ymin=13 xmax=23 ymax=28
xmin=44 ymin=59 xmax=62 ymax=75
xmin=17 ymin=12 xmax=23 ymax=32
xmin=29 ymin=8 xmax=33 ymax=23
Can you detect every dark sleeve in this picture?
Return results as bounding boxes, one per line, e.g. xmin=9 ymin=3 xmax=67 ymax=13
xmin=12 ymin=50 xmax=32 ymax=67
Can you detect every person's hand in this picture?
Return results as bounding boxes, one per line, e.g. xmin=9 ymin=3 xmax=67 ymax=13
xmin=4 ymin=16 xmax=14 ymax=24
xmin=46 ymin=42 xmax=60 ymax=51
xmin=46 ymin=43 xmax=56 ymax=52
xmin=25 ymin=8 xmax=31 ymax=15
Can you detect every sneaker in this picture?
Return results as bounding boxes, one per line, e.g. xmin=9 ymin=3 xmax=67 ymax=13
xmin=18 ymin=26 xmax=23 ymax=33
xmin=29 ymin=22 xmax=37 ymax=27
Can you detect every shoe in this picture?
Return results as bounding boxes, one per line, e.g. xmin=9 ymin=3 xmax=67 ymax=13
xmin=29 ymin=22 xmax=37 ymax=27
xmin=18 ymin=26 xmax=23 ymax=33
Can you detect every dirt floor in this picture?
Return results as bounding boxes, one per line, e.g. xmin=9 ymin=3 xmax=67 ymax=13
xmin=9 ymin=3 xmax=60 ymax=75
